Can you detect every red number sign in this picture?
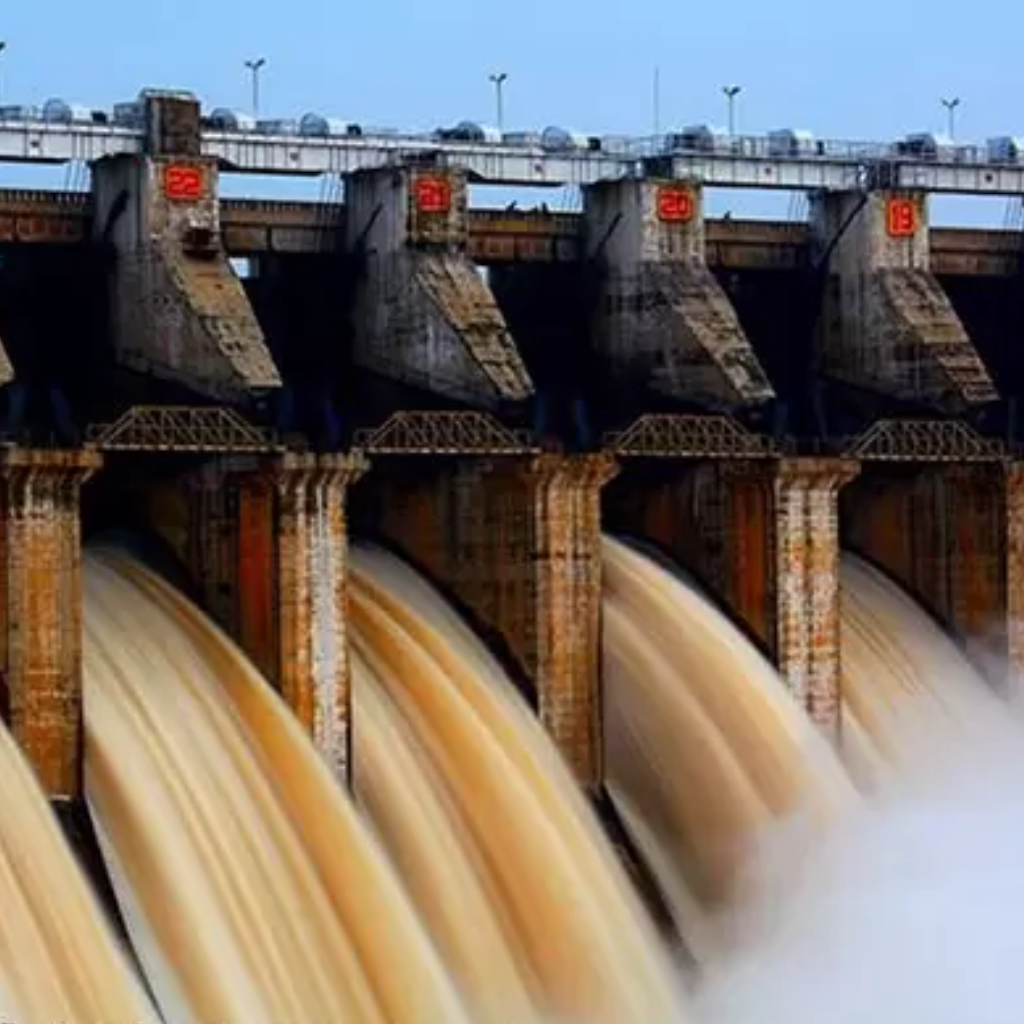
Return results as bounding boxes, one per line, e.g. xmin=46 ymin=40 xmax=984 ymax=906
xmin=886 ymin=197 xmax=918 ymax=238
xmin=163 ymin=164 xmax=206 ymax=202
xmin=656 ymin=186 xmax=695 ymax=223
xmin=414 ymin=175 xmax=452 ymax=214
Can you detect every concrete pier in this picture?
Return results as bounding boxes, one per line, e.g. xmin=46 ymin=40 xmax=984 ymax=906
xmin=0 ymin=448 xmax=101 ymax=798
xmin=608 ymin=457 xmax=858 ymax=733
xmin=345 ymin=164 xmax=533 ymax=406
xmin=810 ymin=190 xmax=996 ymax=410
xmin=583 ymin=177 xmax=773 ymax=408
xmin=188 ymin=452 xmax=367 ymax=780
xmin=91 ymin=91 xmax=281 ymax=401
xmin=367 ymin=453 xmax=617 ymax=785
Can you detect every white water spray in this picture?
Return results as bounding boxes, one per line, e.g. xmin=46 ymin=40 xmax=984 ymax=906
xmin=698 ymin=695 xmax=1024 ymax=1024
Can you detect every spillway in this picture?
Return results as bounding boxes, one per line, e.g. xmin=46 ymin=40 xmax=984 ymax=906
xmin=0 ymin=530 xmax=1006 ymax=1024
xmin=838 ymin=552 xmax=998 ymax=788
xmin=601 ymin=537 xmax=857 ymax=960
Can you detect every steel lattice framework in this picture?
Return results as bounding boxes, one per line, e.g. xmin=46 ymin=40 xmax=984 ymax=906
xmin=352 ymin=411 xmax=538 ymax=455
xmin=842 ymin=418 xmax=1005 ymax=462
xmin=603 ymin=414 xmax=780 ymax=459
xmin=86 ymin=405 xmax=282 ymax=453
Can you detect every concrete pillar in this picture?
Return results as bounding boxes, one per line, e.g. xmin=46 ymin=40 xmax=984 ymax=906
xmin=0 ymin=449 xmax=101 ymax=798
xmin=582 ymin=177 xmax=773 ymax=409
xmin=607 ymin=457 xmax=858 ymax=733
xmin=846 ymin=462 xmax=1024 ymax=694
xmin=344 ymin=164 xmax=532 ymax=406
xmin=91 ymin=90 xmax=281 ymax=401
xmin=369 ymin=453 xmax=617 ymax=785
xmin=187 ymin=453 xmax=367 ymax=780
xmin=809 ymin=189 xmax=995 ymax=410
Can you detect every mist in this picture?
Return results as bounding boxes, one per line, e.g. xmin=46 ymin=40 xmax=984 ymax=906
xmin=695 ymin=695 xmax=1024 ymax=1024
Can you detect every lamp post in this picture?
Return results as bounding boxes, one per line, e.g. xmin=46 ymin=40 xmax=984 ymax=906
xmin=722 ymin=84 xmax=741 ymax=136
xmin=245 ymin=57 xmax=267 ymax=119
xmin=489 ymin=71 xmax=508 ymax=133
xmin=0 ymin=43 xmax=8 ymax=108
xmin=941 ymin=96 xmax=961 ymax=140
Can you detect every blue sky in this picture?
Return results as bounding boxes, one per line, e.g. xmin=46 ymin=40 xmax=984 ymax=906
xmin=0 ymin=0 xmax=1018 ymax=224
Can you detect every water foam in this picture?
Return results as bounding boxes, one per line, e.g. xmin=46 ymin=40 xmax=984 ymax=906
xmin=699 ymin=707 xmax=1024 ymax=1024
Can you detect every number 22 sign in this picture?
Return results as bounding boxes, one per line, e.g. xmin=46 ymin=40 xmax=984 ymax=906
xmin=163 ymin=164 xmax=206 ymax=202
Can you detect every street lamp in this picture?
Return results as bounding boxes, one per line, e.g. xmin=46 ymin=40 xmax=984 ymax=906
xmin=722 ymin=84 xmax=741 ymax=136
xmin=941 ymin=96 xmax=961 ymax=140
xmin=489 ymin=71 xmax=508 ymax=133
xmin=0 ymin=43 xmax=8 ymax=108
xmin=245 ymin=57 xmax=267 ymax=119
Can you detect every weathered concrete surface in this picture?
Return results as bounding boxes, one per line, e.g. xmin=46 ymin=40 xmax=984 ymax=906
xmin=607 ymin=457 xmax=858 ymax=734
xmin=91 ymin=92 xmax=280 ymax=401
xmin=845 ymin=463 xmax=1024 ymax=694
xmin=583 ymin=177 xmax=774 ymax=409
xmin=0 ymin=448 xmax=101 ymax=798
xmin=811 ymin=190 xmax=996 ymax=411
xmin=346 ymin=165 xmax=532 ymax=406
xmin=367 ymin=453 xmax=616 ymax=784
xmin=187 ymin=452 xmax=367 ymax=780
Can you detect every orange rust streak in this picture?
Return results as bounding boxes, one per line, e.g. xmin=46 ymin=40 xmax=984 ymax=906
xmin=727 ymin=475 xmax=771 ymax=648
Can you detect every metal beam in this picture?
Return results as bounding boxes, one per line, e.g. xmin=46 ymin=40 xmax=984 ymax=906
xmin=842 ymin=418 xmax=1005 ymax=462
xmin=603 ymin=414 xmax=780 ymax=459
xmin=352 ymin=411 xmax=538 ymax=455
xmin=85 ymin=405 xmax=283 ymax=452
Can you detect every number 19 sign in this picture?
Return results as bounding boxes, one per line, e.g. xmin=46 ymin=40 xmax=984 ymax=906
xmin=886 ymin=197 xmax=919 ymax=238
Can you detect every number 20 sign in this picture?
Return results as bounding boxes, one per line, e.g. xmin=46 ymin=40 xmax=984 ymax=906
xmin=656 ymin=186 xmax=695 ymax=223
xmin=163 ymin=164 xmax=206 ymax=202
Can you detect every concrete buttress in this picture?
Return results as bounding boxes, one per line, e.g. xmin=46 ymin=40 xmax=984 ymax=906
xmin=91 ymin=92 xmax=281 ymax=401
xmin=608 ymin=457 xmax=858 ymax=734
xmin=368 ymin=453 xmax=617 ymax=785
xmin=345 ymin=165 xmax=533 ymax=406
xmin=187 ymin=452 xmax=367 ymax=780
xmin=583 ymin=177 xmax=774 ymax=408
xmin=810 ymin=190 xmax=996 ymax=411
xmin=0 ymin=449 xmax=101 ymax=798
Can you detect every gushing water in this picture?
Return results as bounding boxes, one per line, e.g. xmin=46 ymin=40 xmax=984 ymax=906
xmin=0 ymin=534 xmax=1011 ymax=1024
xmin=601 ymin=537 xmax=856 ymax=961
xmin=349 ymin=544 xmax=683 ymax=1024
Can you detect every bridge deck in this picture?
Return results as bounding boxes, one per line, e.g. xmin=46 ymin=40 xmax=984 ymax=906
xmin=0 ymin=188 xmax=1017 ymax=274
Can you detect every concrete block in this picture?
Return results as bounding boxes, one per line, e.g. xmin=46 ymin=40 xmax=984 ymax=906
xmin=345 ymin=165 xmax=532 ymax=406
xmin=92 ymin=95 xmax=281 ymax=401
xmin=810 ymin=190 xmax=996 ymax=410
xmin=607 ymin=457 xmax=858 ymax=734
xmin=187 ymin=452 xmax=367 ymax=781
xmin=368 ymin=453 xmax=617 ymax=785
xmin=0 ymin=448 xmax=101 ymax=798
xmin=583 ymin=177 xmax=774 ymax=409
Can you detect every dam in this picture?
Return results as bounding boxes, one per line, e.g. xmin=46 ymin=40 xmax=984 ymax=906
xmin=0 ymin=86 xmax=1018 ymax=1022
